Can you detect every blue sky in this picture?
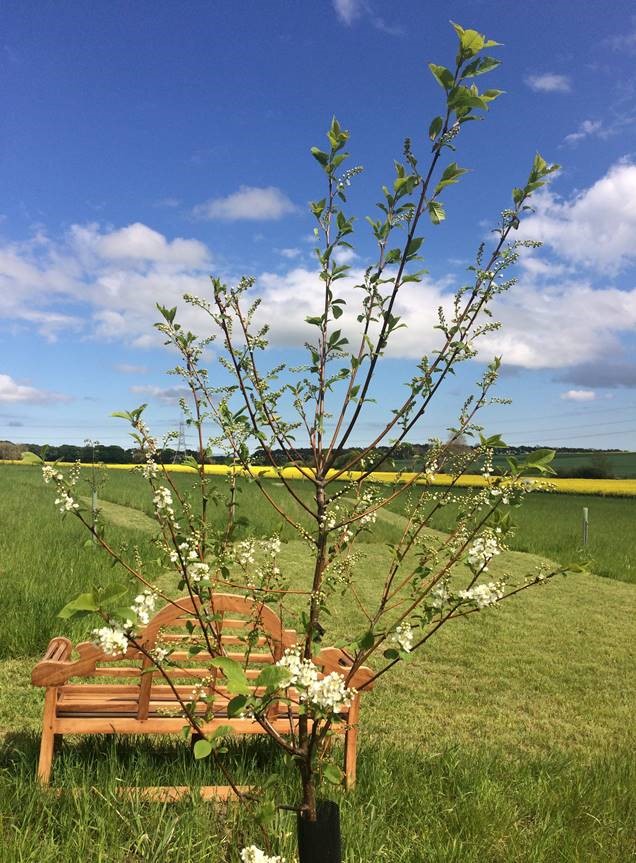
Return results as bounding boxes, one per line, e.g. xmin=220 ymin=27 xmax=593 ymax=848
xmin=1 ymin=0 xmax=636 ymax=451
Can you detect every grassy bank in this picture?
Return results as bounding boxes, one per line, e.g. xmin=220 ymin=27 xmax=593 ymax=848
xmin=0 ymin=462 xmax=633 ymax=861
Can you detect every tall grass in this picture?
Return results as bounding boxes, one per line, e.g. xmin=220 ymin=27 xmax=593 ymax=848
xmin=387 ymin=488 xmax=636 ymax=584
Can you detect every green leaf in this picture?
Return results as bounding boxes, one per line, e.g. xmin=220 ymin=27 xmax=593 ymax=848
xmin=428 ymin=201 xmax=446 ymax=224
xmin=383 ymin=648 xmax=400 ymax=660
xmin=435 ymin=162 xmax=469 ymax=195
xmin=357 ymin=630 xmax=375 ymax=651
xmin=58 ymin=591 xmax=99 ymax=619
xmin=406 ymin=237 xmax=424 ymax=256
xmin=156 ymin=304 xmax=177 ymax=324
xmin=479 ymin=433 xmax=508 ymax=449
xmin=458 ymin=28 xmax=485 ymax=58
xmin=463 ymin=56 xmax=501 ymax=78
xmin=227 ymin=694 xmax=248 ymax=718
xmin=211 ymin=657 xmax=251 ymax=695
xmin=310 ymin=147 xmax=329 ymax=167
xmin=323 ymin=762 xmax=343 ymax=785
xmin=428 ymin=63 xmax=454 ymax=91
xmin=428 ymin=116 xmax=444 ymax=141
xmin=256 ymin=665 xmax=290 ymax=690
xmin=111 ymin=411 xmax=131 ymax=421
xmin=193 ymin=738 xmax=212 ymax=759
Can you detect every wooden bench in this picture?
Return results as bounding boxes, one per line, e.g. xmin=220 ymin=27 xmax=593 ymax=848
xmin=32 ymin=593 xmax=373 ymax=793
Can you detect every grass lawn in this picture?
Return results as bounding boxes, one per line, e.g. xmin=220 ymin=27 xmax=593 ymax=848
xmin=0 ymin=464 xmax=634 ymax=861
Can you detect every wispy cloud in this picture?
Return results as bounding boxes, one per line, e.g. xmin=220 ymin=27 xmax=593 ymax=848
xmin=155 ymin=197 xmax=180 ymax=208
xmin=563 ymin=119 xmax=603 ymax=145
xmin=525 ymin=73 xmax=571 ymax=93
xmin=332 ymin=0 xmax=402 ymax=35
xmin=604 ymin=20 xmax=636 ymax=54
xmin=278 ymin=247 xmax=302 ymax=260
xmin=0 ymin=373 xmax=70 ymax=404
xmin=560 ymin=389 xmax=596 ymax=402
xmin=332 ymin=0 xmax=363 ymax=26
xmin=130 ymin=384 xmax=190 ymax=403
xmin=192 ymin=186 xmax=297 ymax=221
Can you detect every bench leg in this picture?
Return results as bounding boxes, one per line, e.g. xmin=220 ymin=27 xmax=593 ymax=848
xmin=37 ymin=688 xmax=57 ymax=786
xmin=343 ymin=696 xmax=361 ymax=791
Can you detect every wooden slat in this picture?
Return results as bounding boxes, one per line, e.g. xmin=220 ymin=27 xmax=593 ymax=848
xmin=54 ymin=715 xmax=323 ymax=735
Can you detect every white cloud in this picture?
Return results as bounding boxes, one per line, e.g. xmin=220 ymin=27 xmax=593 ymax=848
xmin=130 ymin=384 xmax=190 ymax=403
xmin=70 ymin=222 xmax=209 ymax=267
xmin=560 ymin=389 xmax=596 ymax=401
xmin=193 ymin=186 xmax=297 ymax=221
xmin=518 ymin=162 xmax=636 ymax=272
xmin=525 ymin=73 xmax=571 ymax=93
xmin=563 ymin=119 xmax=603 ymax=145
xmin=279 ymin=247 xmax=302 ymax=259
xmin=332 ymin=0 xmax=363 ymax=25
xmin=0 ymin=373 xmax=69 ymax=403
xmin=1 ymin=191 xmax=635 ymax=379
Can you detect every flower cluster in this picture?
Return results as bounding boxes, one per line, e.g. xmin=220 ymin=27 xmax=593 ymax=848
xmin=150 ymin=645 xmax=170 ymax=664
xmin=54 ymin=490 xmax=79 ymax=514
xmin=429 ymin=583 xmax=450 ymax=610
xmin=458 ymin=581 xmax=504 ymax=609
xmin=235 ymin=539 xmax=256 ymax=566
xmin=388 ymin=622 xmax=414 ymax=653
xmin=187 ymin=561 xmax=210 ymax=584
xmin=93 ymin=623 xmax=131 ymax=656
xmin=425 ymin=459 xmax=439 ymax=482
xmin=276 ymin=648 xmax=355 ymax=714
xmin=131 ymin=590 xmax=157 ymax=625
xmin=467 ymin=534 xmax=500 ymax=571
xmin=153 ymin=486 xmax=175 ymax=519
xmin=92 ymin=590 xmax=159 ymax=656
xmin=169 ymin=535 xmax=200 ymax=564
xmin=240 ymin=847 xmax=285 ymax=863
xmin=139 ymin=460 xmax=159 ymax=479
xmin=42 ymin=465 xmax=63 ymax=484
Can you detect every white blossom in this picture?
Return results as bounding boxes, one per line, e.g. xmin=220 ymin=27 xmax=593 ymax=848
xmin=239 ymin=846 xmax=285 ymax=863
xmin=151 ymin=645 xmax=170 ymax=663
xmin=54 ymin=491 xmax=79 ymax=513
xmin=389 ymin=622 xmax=414 ymax=653
xmin=93 ymin=624 xmax=130 ymax=656
xmin=153 ymin=487 xmax=175 ymax=518
xmin=458 ymin=581 xmax=504 ymax=609
xmin=467 ymin=534 xmax=500 ymax=571
xmin=42 ymin=465 xmax=63 ymax=484
xmin=131 ymin=590 xmax=157 ymax=625
xmin=187 ymin=562 xmax=210 ymax=584
xmin=429 ymin=583 xmax=450 ymax=610
xmin=276 ymin=648 xmax=355 ymax=714
xmin=306 ymin=672 xmax=355 ymax=713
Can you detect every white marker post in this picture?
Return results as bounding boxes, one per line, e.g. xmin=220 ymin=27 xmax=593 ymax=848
xmin=582 ymin=507 xmax=589 ymax=547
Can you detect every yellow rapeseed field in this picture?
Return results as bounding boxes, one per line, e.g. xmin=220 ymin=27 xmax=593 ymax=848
xmin=5 ymin=459 xmax=634 ymax=496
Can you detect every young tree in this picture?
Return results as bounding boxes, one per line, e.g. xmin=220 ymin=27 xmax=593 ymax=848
xmin=42 ymin=22 xmax=568 ymax=861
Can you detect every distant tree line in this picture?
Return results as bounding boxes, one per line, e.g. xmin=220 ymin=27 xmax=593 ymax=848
xmin=0 ymin=439 xmax=626 ymax=479
xmin=0 ymin=441 xmax=232 ymax=465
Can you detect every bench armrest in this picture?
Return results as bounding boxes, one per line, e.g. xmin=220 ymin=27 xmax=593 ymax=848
xmin=31 ymin=639 xmax=103 ymax=687
xmin=315 ymin=647 xmax=374 ymax=690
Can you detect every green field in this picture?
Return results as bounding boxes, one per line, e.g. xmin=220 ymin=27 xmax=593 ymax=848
xmin=0 ymin=464 xmax=634 ymax=862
